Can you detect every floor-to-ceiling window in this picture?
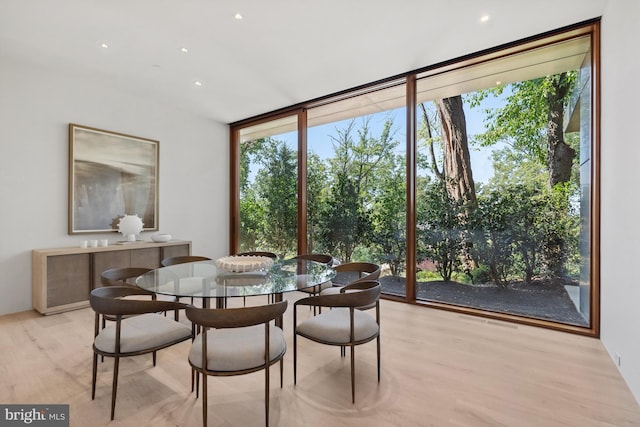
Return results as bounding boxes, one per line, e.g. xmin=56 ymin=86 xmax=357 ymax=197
xmin=413 ymin=33 xmax=594 ymax=328
xmin=306 ymin=82 xmax=407 ymax=293
xmin=230 ymin=20 xmax=599 ymax=335
xmin=234 ymin=114 xmax=299 ymax=258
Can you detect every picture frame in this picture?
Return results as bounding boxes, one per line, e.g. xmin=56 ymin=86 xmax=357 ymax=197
xmin=69 ymin=124 xmax=159 ymax=234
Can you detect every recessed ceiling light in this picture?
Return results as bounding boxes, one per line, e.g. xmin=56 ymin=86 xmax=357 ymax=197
xmin=100 ymin=43 xmax=109 ymax=49
xmin=480 ymin=14 xmax=490 ymax=23
xmin=180 ymin=47 xmax=189 ymax=53
xmin=234 ymin=13 xmax=243 ymax=20
xmin=194 ymin=80 xmax=203 ymax=87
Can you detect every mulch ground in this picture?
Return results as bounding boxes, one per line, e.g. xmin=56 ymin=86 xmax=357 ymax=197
xmin=378 ymin=276 xmax=589 ymax=327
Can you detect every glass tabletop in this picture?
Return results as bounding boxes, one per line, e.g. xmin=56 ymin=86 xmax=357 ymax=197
xmin=135 ymin=258 xmax=336 ymax=299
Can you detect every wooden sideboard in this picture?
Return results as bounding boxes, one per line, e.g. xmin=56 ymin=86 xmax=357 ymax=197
xmin=32 ymin=240 xmax=191 ymax=315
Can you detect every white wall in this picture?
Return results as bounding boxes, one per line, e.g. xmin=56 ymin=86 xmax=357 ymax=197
xmin=0 ymin=53 xmax=229 ymax=315
xmin=600 ymin=0 xmax=640 ymax=405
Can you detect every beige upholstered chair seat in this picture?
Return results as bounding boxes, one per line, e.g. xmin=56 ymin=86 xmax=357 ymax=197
xmin=189 ymin=324 xmax=286 ymax=371
xmin=296 ymin=308 xmax=379 ymax=344
xmin=186 ymin=300 xmax=288 ymax=427
xmin=319 ymin=285 xmax=346 ymax=295
xmin=300 ymin=280 xmax=333 ymax=293
xmin=293 ymin=280 xmax=381 ymax=403
xmin=94 ymin=313 xmax=192 ymax=354
xmin=90 ymin=286 xmax=193 ymax=420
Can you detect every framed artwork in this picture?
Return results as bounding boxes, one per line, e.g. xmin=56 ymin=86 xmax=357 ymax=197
xmin=68 ymin=123 xmax=159 ymax=234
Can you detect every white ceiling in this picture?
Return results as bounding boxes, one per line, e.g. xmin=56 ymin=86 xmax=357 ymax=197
xmin=0 ymin=0 xmax=608 ymax=124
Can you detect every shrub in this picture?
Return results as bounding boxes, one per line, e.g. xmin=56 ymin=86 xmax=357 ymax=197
xmin=470 ymin=265 xmax=492 ymax=284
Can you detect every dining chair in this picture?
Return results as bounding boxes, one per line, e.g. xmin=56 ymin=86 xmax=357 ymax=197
xmin=320 ymin=262 xmax=381 ymax=309
xmin=292 ymin=254 xmax=334 ymax=313
xmin=90 ymin=286 xmax=193 ymax=420
xmin=101 ymin=266 xmax=154 ymax=287
xmin=293 ymin=253 xmax=334 ymax=312
xmin=101 ymin=266 xmax=179 ymax=320
xmin=161 ymin=255 xmax=212 ymax=267
xmin=160 ymin=256 xmax=212 ymax=307
xmin=185 ymin=299 xmax=288 ymax=427
xmin=293 ymin=280 xmax=381 ymax=404
xmin=237 ymin=251 xmax=278 ymax=259
xmin=237 ymin=251 xmax=278 ymax=304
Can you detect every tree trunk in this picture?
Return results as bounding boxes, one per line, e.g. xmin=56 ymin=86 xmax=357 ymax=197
xmin=436 ymin=96 xmax=478 ymax=275
xmin=547 ymin=72 xmax=576 ymax=187
xmin=419 ymin=103 xmax=443 ymax=180
xmin=435 ymin=96 xmax=477 ymax=207
xmin=545 ymin=72 xmax=575 ymax=277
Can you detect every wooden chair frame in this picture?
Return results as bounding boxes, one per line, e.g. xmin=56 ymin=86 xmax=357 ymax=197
xmin=90 ymin=286 xmax=193 ymax=420
xmin=186 ymin=300 xmax=288 ymax=427
xmin=293 ymin=280 xmax=381 ymax=403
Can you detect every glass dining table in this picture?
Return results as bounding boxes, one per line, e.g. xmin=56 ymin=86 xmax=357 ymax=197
xmin=135 ymin=258 xmax=336 ymax=325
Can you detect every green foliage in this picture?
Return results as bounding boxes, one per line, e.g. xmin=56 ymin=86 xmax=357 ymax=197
xmin=416 ymin=270 xmax=472 ymax=284
xmin=416 ymin=270 xmax=443 ymax=281
xmin=317 ymin=173 xmax=369 ymax=263
xmin=416 ymin=180 xmax=467 ymax=282
xmin=369 ymin=154 xmax=406 ymax=275
xmin=306 ymin=153 xmax=329 ymax=253
xmin=537 ymin=181 xmax=580 ymax=277
xmin=238 ymin=71 xmax=583 ymax=288
xmin=470 ymin=265 xmax=492 ymax=284
xmin=239 ymin=188 xmax=264 ymax=252
xmin=468 ymin=71 xmax=576 ymax=166
xmin=316 ymin=116 xmax=402 ymax=264
xmin=470 ymin=176 xmax=580 ymax=285
xmin=469 ymin=188 xmax=517 ymax=288
xmin=239 ymin=137 xmax=298 ymax=258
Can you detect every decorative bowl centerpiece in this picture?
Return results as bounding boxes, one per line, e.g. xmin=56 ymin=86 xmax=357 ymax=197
xmin=215 ymin=255 xmax=274 ymax=273
xmin=151 ymin=233 xmax=172 ymax=243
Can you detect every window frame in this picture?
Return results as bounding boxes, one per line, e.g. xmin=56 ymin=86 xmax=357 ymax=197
xmin=229 ymin=19 xmax=600 ymax=336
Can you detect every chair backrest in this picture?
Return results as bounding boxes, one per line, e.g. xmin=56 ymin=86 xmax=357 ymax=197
xmin=90 ymin=286 xmax=189 ymax=317
xmin=161 ymin=255 xmax=211 ymax=267
xmin=237 ymin=251 xmax=278 ymax=259
xmin=333 ymin=262 xmax=381 ymax=285
xmin=186 ymin=299 xmax=288 ymax=329
xmin=296 ymin=280 xmax=380 ymax=309
xmin=100 ymin=267 xmax=153 ymax=287
xmin=293 ymin=253 xmax=333 ymax=266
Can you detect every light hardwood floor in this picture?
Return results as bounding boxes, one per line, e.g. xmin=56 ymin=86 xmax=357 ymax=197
xmin=2 ymin=294 xmax=639 ymax=427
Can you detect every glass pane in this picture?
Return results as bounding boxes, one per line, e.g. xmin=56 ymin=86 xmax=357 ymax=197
xmin=307 ymin=83 xmax=407 ymax=296
xmin=238 ymin=116 xmax=298 ymax=258
xmin=415 ymin=36 xmax=592 ymax=327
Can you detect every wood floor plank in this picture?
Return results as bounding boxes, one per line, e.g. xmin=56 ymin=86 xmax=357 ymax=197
xmin=1 ymin=295 xmax=638 ymax=426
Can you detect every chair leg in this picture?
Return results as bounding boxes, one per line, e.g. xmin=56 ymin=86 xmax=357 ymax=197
xmin=293 ymin=333 xmax=297 ymax=385
xmin=153 ymin=351 xmax=157 ymax=367
xmin=91 ymin=353 xmax=98 ymax=399
xmin=350 ymin=346 xmax=355 ymax=404
xmin=280 ymin=359 xmax=284 ymax=388
xmin=265 ymin=360 xmax=270 ymax=427
xmin=377 ymin=335 xmax=381 ymax=382
xmin=202 ymin=375 xmax=207 ymax=427
xmin=101 ymin=318 xmax=105 ymax=363
xmin=196 ymin=372 xmax=200 ymax=398
xmin=111 ymin=356 xmax=120 ymax=420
